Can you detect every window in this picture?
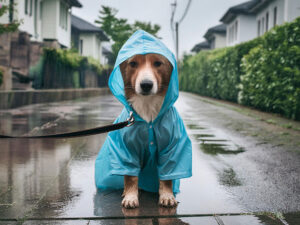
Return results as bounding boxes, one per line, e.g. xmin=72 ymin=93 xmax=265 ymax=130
xmin=257 ymin=20 xmax=261 ymax=36
xmin=273 ymin=7 xmax=277 ymax=27
xmin=30 ymin=0 xmax=32 ymax=16
xmin=234 ymin=20 xmax=238 ymax=41
xmin=266 ymin=12 xmax=269 ymax=31
xmin=25 ymin=0 xmax=28 ymax=14
xmin=59 ymin=2 xmax=68 ymax=30
xmin=262 ymin=17 xmax=265 ymax=34
xmin=80 ymin=40 xmax=83 ymax=55
xmin=40 ymin=1 xmax=43 ymax=20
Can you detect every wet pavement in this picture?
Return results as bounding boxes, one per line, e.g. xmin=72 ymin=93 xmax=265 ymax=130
xmin=0 ymin=92 xmax=299 ymax=225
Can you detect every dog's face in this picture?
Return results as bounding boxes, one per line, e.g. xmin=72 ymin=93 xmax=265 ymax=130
xmin=120 ymin=54 xmax=173 ymax=99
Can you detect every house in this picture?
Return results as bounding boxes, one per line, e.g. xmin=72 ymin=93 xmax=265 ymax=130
xmin=191 ymin=41 xmax=210 ymax=53
xmin=220 ymin=0 xmax=258 ymax=46
xmin=191 ymin=24 xmax=226 ymax=53
xmin=203 ymin=24 xmax=227 ymax=49
xmin=0 ymin=0 xmax=82 ymax=48
xmin=220 ymin=0 xmax=300 ymax=46
xmin=71 ymin=15 xmax=109 ymax=64
xmin=249 ymin=0 xmax=300 ymax=36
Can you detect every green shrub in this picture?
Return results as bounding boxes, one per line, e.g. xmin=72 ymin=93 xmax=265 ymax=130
xmin=179 ymin=17 xmax=300 ymax=120
xmin=0 ymin=68 xmax=3 ymax=86
xmin=241 ymin=17 xmax=300 ymax=120
xmin=179 ymin=38 xmax=260 ymax=102
xmin=30 ymin=48 xmax=105 ymax=89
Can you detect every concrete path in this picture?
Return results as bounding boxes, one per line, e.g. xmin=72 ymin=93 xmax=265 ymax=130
xmin=0 ymin=92 xmax=299 ymax=225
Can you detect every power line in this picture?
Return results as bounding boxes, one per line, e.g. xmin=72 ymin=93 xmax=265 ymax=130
xmin=170 ymin=0 xmax=192 ymax=61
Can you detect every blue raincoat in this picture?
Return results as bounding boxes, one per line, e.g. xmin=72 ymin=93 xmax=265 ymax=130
xmin=95 ymin=30 xmax=192 ymax=193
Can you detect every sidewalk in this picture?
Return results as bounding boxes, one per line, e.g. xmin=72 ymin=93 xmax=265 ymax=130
xmin=0 ymin=93 xmax=299 ymax=225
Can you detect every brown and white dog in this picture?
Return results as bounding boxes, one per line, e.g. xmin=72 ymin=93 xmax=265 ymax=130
xmin=119 ymin=53 xmax=177 ymax=208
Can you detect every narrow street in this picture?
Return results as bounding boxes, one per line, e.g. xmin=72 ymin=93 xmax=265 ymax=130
xmin=0 ymin=92 xmax=299 ymax=225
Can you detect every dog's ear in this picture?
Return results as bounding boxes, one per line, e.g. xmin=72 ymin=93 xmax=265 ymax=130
xmin=120 ymin=60 xmax=128 ymax=79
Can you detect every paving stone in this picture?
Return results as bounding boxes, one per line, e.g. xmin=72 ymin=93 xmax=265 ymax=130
xmin=88 ymin=219 xmax=152 ymax=225
xmin=23 ymin=220 xmax=89 ymax=225
xmin=158 ymin=216 xmax=218 ymax=224
xmin=220 ymin=215 xmax=283 ymax=225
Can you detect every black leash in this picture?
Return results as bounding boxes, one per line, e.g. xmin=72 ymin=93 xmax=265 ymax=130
xmin=0 ymin=112 xmax=135 ymax=139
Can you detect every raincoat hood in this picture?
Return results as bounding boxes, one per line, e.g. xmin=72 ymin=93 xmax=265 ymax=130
xmin=108 ymin=30 xmax=179 ymax=120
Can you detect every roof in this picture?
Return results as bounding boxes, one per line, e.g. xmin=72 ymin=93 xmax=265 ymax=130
xmin=71 ymin=15 xmax=109 ymax=41
xmin=68 ymin=0 xmax=82 ymax=8
xmin=249 ymin=0 xmax=274 ymax=13
xmin=204 ymin=24 xmax=226 ymax=40
xmin=191 ymin=41 xmax=210 ymax=53
xmin=220 ymin=0 xmax=259 ymax=23
xmin=102 ymin=46 xmax=112 ymax=55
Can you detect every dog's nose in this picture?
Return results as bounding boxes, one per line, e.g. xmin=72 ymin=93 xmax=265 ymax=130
xmin=140 ymin=79 xmax=153 ymax=93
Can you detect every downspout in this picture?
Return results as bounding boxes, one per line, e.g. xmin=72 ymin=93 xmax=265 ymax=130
xmin=284 ymin=0 xmax=289 ymax=22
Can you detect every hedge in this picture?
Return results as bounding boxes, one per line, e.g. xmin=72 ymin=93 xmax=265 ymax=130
xmin=0 ymin=68 xmax=3 ymax=86
xmin=30 ymin=48 xmax=108 ymax=89
xmin=179 ymin=17 xmax=300 ymax=120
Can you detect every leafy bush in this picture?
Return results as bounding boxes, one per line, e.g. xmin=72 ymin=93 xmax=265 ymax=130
xmin=241 ymin=17 xmax=300 ymax=120
xmin=180 ymin=37 xmax=260 ymax=102
xmin=0 ymin=68 xmax=3 ymax=86
xmin=0 ymin=4 xmax=20 ymax=34
xmin=179 ymin=17 xmax=300 ymax=120
xmin=30 ymin=48 xmax=105 ymax=89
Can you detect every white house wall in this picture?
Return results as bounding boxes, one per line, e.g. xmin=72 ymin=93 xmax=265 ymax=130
xmin=0 ymin=0 xmax=43 ymax=42
xmin=56 ymin=1 xmax=71 ymax=48
xmin=214 ymin=33 xmax=226 ymax=49
xmin=256 ymin=0 xmax=285 ymax=36
xmin=0 ymin=0 xmax=10 ymax=23
xmin=79 ymin=33 xmax=102 ymax=63
xmin=41 ymin=0 xmax=57 ymax=40
xmin=286 ymin=0 xmax=300 ymax=22
xmin=239 ymin=15 xmax=257 ymax=43
xmin=41 ymin=0 xmax=71 ymax=48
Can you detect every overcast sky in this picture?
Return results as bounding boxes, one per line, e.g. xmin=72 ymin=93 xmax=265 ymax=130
xmin=73 ymin=0 xmax=246 ymax=58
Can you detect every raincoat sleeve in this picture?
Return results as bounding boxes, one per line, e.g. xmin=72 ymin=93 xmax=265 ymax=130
xmin=155 ymin=107 xmax=192 ymax=180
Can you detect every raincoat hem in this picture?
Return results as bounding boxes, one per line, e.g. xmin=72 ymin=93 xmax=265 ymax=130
xmin=111 ymin=169 xmax=140 ymax=177
xmin=159 ymin=172 xmax=192 ymax=181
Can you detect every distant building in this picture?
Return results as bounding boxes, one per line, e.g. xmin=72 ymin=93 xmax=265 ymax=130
xmin=220 ymin=0 xmax=300 ymax=46
xmin=191 ymin=24 xmax=226 ymax=53
xmin=220 ymin=0 xmax=258 ymax=47
xmin=71 ymin=15 xmax=109 ymax=64
xmin=0 ymin=0 xmax=82 ymax=48
xmin=203 ymin=24 xmax=227 ymax=49
xmin=191 ymin=41 xmax=210 ymax=53
xmin=250 ymin=0 xmax=300 ymax=37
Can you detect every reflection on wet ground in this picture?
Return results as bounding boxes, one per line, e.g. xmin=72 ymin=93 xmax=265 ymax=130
xmin=0 ymin=93 xmax=298 ymax=224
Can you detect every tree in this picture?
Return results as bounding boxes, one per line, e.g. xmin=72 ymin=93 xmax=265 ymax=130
xmin=0 ymin=4 xmax=20 ymax=35
xmin=95 ymin=6 xmax=161 ymax=62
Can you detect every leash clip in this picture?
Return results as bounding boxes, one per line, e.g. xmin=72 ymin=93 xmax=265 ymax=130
xmin=126 ymin=111 xmax=135 ymax=127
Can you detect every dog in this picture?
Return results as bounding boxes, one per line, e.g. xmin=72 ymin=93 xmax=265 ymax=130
xmin=94 ymin=30 xmax=192 ymax=210
xmin=120 ymin=53 xmax=176 ymax=208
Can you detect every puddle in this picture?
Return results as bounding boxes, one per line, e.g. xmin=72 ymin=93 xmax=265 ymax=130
xmin=200 ymin=143 xmax=245 ymax=155
xmin=219 ymin=168 xmax=242 ymax=187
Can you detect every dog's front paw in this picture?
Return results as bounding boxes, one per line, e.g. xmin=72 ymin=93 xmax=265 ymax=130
xmin=159 ymin=193 xmax=178 ymax=207
xmin=122 ymin=194 xmax=139 ymax=208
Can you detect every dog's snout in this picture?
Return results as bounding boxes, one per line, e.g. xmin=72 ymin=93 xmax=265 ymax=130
xmin=140 ymin=79 xmax=153 ymax=94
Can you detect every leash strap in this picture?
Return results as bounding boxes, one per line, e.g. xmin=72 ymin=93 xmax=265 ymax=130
xmin=0 ymin=112 xmax=135 ymax=139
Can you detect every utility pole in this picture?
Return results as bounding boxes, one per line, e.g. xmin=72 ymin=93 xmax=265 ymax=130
xmin=170 ymin=0 xmax=192 ymax=62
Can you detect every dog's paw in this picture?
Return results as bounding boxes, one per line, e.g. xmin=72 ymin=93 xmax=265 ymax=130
xmin=122 ymin=194 xmax=139 ymax=208
xmin=159 ymin=193 xmax=178 ymax=207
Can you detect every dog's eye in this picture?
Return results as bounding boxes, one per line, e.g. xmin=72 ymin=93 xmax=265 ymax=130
xmin=154 ymin=61 xmax=162 ymax=67
xmin=129 ymin=61 xmax=138 ymax=68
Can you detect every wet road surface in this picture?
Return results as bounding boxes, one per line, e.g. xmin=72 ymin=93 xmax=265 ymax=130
xmin=0 ymin=92 xmax=299 ymax=224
